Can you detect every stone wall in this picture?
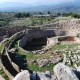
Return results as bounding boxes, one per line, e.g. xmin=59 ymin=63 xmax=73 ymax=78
xmin=1 ymin=18 xmax=80 ymax=42
xmin=3 ymin=30 xmax=27 ymax=72
xmin=8 ymin=30 xmax=26 ymax=49
xmin=19 ymin=29 xmax=56 ymax=48
xmin=5 ymin=48 xmax=20 ymax=72
xmin=0 ymin=46 xmax=14 ymax=80
xmin=1 ymin=61 xmax=14 ymax=80
xmin=18 ymin=40 xmax=29 ymax=54
xmin=0 ymin=30 xmax=27 ymax=80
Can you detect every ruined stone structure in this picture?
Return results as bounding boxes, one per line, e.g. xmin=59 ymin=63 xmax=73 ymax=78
xmin=0 ymin=17 xmax=80 ymax=80
xmin=1 ymin=17 xmax=80 ymax=41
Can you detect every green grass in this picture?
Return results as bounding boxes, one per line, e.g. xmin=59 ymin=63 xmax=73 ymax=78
xmin=25 ymin=53 xmax=55 ymax=60
xmin=0 ymin=43 xmax=4 ymax=55
xmin=11 ymin=40 xmax=61 ymax=72
xmin=10 ymin=39 xmax=67 ymax=72
xmin=9 ymin=18 xmax=32 ymax=26
xmin=51 ymin=43 xmax=79 ymax=50
xmin=27 ymin=63 xmax=54 ymax=73
xmin=0 ymin=69 xmax=9 ymax=80
xmin=11 ymin=39 xmax=79 ymax=72
xmin=9 ymin=17 xmax=54 ymax=27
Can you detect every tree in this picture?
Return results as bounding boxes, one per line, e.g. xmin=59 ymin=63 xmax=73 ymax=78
xmin=25 ymin=13 xmax=31 ymax=17
xmin=15 ymin=13 xmax=31 ymax=18
xmin=71 ymin=14 xmax=80 ymax=18
xmin=57 ymin=13 xmax=61 ymax=16
xmin=62 ymin=13 xmax=80 ymax=18
xmin=15 ymin=13 xmax=22 ymax=18
xmin=47 ymin=11 xmax=51 ymax=14
xmin=39 ymin=12 xmax=43 ymax=15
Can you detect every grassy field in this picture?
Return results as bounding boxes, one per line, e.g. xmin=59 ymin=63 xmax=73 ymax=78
xmin=9 ymin=17 xmax=54 ymax=27
xmin=0 ymin=69 xmax=9 ymax=80
xmin=51 ymin=43 xmax=79 ymax=50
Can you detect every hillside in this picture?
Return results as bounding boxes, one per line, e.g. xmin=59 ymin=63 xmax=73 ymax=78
xmin=0 ymin=3 xmax=80 ymax=13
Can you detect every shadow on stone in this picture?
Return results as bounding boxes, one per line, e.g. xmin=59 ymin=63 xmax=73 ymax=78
xmin=73 ymin=70 xmax=80 ymax=79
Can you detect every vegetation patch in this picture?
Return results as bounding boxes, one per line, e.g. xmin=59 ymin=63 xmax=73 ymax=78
xmin=0 ymin=69 xmax=9 ymax=80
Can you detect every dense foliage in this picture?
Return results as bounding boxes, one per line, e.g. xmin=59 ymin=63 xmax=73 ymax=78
xmin=15 ymin=13 xmax=31 ymax=18
xmin=62 ymin=13 xmax=80 ymax=18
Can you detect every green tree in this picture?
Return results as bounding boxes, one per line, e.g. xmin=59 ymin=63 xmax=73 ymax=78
xmin=47 ymin=11 xmax=51 ymax=14
xmin=15 ymin=13 xmax=22 ymax=18
xmin=25 ymin=13 xmax=31 ymax=17
xmin=62 ymin=13 xmax=80 ymax=18
xmin=39 ymin=12 xmax=43 ymax=15
xmin=15 ymin=13 xmax=31 ymax=18
xmin=57 ymin=13 xmax=61 ymax=16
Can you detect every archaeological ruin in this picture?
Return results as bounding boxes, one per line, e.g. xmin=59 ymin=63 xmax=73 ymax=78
xmin=0 ymin=17 xmax=80 ymax=80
